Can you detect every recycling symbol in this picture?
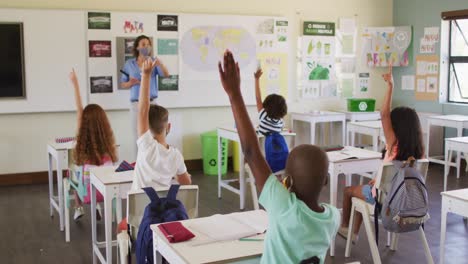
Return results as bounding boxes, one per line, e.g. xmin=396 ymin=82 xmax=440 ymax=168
xmin=209 ymin=159 xmax=217 ymax=167
xmin=359 ymin=102 xmax=368 ymax=111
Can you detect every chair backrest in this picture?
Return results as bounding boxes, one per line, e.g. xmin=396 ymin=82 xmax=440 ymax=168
xmin=375 ymin=159 xmax=429 ymax=196
xmin=126 ymin=185 xmax=199 ymax=238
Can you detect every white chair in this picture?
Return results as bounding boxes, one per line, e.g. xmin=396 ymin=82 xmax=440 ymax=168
xmin=246 ymin=133 xmax=296 ymax=210
xmin=117 ymin=185 xmax=199 ymax=264
xmin=345 ymin=160 xmax=433 ymax=264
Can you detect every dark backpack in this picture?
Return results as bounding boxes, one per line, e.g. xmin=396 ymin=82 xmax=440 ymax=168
xmin=135 ymin=185 xmax=189 ymax=264
xmin=265 ymin=132 xmax=289 ymax=173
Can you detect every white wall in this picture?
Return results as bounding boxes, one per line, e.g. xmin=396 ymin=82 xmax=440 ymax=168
xmin=0 ymin=0 xmax=392 ymax=174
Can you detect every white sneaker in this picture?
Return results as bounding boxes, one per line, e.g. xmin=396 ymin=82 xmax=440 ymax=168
xmin=338 ymin=226 xmax=359 ymax=244
xmin=73 ymin=206 xmax=85 ymax=221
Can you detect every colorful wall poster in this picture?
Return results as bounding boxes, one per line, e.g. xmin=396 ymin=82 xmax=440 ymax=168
xmin=123 ymin=20 xmax=144 ymax=33
xmin=276 ymin=21 xmax=288 ymax=42
xmin=157 ymin=39 xmax=178 ymax=55
xmin=89 ymin=41 xmax=112 ymax=57
xmin=158 ymin=75 xmax=179 ymax=91
xmin=157 ymin=15 xmax=178 ymax=31
xmin=88 ymin=12 xmax=111 ymax=30
xmin=257 ymin=52 xmax=288 ymax=99
xmin=361 ymin=26 xmax=412 ymax=67
xmin=358 ymin=73 xmax=370 ymax=92
xmin=415 ymin=55 xmax=439 ymax=101
xmin=90 ymin=76 xmax=113 ymax=93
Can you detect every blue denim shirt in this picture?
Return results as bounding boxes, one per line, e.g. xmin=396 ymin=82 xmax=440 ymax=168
xmin=121 ymin=58 xmax=161 ymax=101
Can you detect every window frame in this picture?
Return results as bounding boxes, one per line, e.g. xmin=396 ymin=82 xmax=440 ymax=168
xmin=447 ymin=19 xmax=468 ymax=103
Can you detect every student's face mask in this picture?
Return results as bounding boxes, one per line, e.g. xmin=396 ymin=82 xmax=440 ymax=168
xmin=138 ymin=46 xmax=152 ymax=57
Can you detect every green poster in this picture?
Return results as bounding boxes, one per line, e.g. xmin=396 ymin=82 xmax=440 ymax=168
xmin=158 ymin=75 xmax=178 ymax=91
xmin=88 ymin=12 xmax=111 ymax=30
xmin=157 ymin=39 xmax=178 ymax=55
xmin=303 ymin=21 xmax=335 ymax=36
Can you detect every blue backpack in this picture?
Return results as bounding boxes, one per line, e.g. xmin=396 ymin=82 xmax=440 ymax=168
xmin=135 ymin=185 xmax=189 ymax=264
xmin=265 ymin=132 xmax=289 ymax=173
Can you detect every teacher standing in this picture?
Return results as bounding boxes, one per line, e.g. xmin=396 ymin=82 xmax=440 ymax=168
xmin=120 ymin=35 xmax=170 ymax=157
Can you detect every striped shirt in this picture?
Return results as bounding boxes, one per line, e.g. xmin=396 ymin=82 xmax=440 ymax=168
xmin=258 ymin=109 xmax=284 ymax=136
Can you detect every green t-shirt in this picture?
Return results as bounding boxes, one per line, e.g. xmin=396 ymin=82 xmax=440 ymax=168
xmin=259 ymin=175 xmax=340 ymax=264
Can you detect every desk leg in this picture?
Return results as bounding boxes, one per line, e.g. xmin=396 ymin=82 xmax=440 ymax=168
xmin=311 ymin=122 xmax=316 ymax=145
xmin=330 ymin=122 xmax=334 ymax=146
xmin=239 ymin=150 xmax=246 ymax=210
xmin=426 ymin=122 xmax=431 ymax=161
xmin=153 ymin=232 xmax=163 ymax=264
xmin=456 ymin=127 xmax=462 ymax=179
xmin=91 ymin=183 xmax=97 ymax=264
xmin=217 ymin=135 xmax=222 ymax=199
xmin=48 ymin=152 xmax=54 ymax=217
xmin=372 ymin=133 xmax=378 ymax=152
xmin=329 ymin=166 xmax=337 ymax=257
xmin=320 ymin=123 xmax=325 ymax=146
xmin=440 ymin=199 xmax=447 ymax=264
xmin=341 ymin=120 xmax=346 ymax=146
xmin=444 ymin=147 xmax=450 ymax=192
xmin=57 ymin=152 xmax=65 ymax=232
xmin=104 ymin=190 xmax=113 ymax=264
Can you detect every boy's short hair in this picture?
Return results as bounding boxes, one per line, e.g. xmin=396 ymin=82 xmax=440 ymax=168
xmin=148 ymin=105 xmax=169 ymax=134
xmin=263 ymin=94 xmax=287 ymax=120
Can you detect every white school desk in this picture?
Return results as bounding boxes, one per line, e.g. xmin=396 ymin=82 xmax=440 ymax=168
xmin=291 ymin=111 xmax=346 ymax=146
xmin=327 ymin=146 xmax=382 ymax=256
xmin=342 ymin=111 xmax=381 ymax=146
xmin=426 ymin=115 xmax=468 ymax=179
xmin=346 ymin=121 xmax=384 ymax=152
xmin=151 ymin=210 xmax=267 ymax=264
xmin=217 ymin=127 xmax=295 ymax=210
xmin=47 ymin=140 xmax=75 ymax=234
xmin=444 ymin=137 xmax=468 ymax=191
xmin=90 ymin=166 xmax=134 ymax=264
xmin=440 ymin=188 xmax=468 ymax=264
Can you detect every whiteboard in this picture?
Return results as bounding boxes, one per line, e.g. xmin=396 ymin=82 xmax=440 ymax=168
xmin=0 ymin=9 xmax=87 ymax=114
xmin=88 ymin=12 xmax=292 ymax=110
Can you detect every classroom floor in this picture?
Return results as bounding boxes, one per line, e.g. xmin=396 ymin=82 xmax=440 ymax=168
xmin=1 ymin=164 xmax=467 ymax=264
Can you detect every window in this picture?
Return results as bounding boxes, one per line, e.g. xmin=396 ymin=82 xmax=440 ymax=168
xmin=447 ymin=18 xmax=468 ymax=103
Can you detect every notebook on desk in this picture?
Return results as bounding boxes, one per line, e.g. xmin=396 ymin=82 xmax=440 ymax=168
xmin=188 ymin=210 xmax=268 ymax=246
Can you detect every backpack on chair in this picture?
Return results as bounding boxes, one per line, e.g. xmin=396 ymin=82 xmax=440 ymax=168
xmin=135 ymin=185 xmax=189 ymax=264
xmin=264 ymin=132 xmax=289 ymax=173
xmin=374 ymin=157 xmax=430 ymax=242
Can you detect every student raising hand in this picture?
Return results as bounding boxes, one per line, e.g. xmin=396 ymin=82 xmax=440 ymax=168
xmin=218 ymin=50 xmax=241 ymax=97
xmin=140 ymin=58 xmax=158 ymax=76
xmin=254 ymin=68 xmax=263 ymax=79
xmin=382 ymin=62 xmax=394 ymax=87
xmin=69 ymin=68 xmax=83 ymax=128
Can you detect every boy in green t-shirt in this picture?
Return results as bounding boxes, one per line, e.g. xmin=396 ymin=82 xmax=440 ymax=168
xmin=218 ymin=50 xmax=340 ymax=264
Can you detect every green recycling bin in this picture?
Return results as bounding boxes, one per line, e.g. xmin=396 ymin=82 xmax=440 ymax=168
xmin=201 ymin=131 xmax=228 ymax=175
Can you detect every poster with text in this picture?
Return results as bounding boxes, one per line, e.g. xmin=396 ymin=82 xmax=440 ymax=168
xmin=89 ymin=41 xmax=112 ymax=57
xmin=257 ymin=52 xmax=288 ymax=99
xmin=415 ymin=55 xmax=439 ymax=101
xmin=90 ymin=76 xmax=113 ymax=93
xmin=361 ymin=26 xmax=412 ymax=67
xmin=88 ymin=12 xmax=111 ymax=30
xmin=157 ymin=15 xmax=178 ymax=31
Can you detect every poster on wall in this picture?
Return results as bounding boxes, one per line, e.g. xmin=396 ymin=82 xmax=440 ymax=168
xmin=90 ymin=76 xmax=113 ymax=93
xmin=159 ymin=75 xmax=179 ymax=91
xmin=158 ymin=39 xmax=178 ymax=55
xmin=358 ymin=73 xmax=370 ymax=93
xmin=361 ymin=26 xmax=412 ymax=67
xmin=157 ymin=15 xmax=178 ymax=31
xmin=89 ymin=40 xmax=112 ymax=57
xmin=415 ymin=55 xmax=439 ymax=101
xmin=301 ymin=21 xmax=336 ymax=98
xmin=88 ymin=12 xmax=111 ymax=30
xmin=257 ymin=52 xmax=288 ymax=99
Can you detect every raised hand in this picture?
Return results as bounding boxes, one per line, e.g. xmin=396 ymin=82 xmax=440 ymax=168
xmin=218 ymin=50 xmax=241 ymax=97
xmin=382 ymin=62 xmax=393 ymax=87
xmin=254 ymin=68 xmax=263 ymax=79
xmin=69 ymin=68 xmax=78 ymax=85
xmin=141 ymin=58 xmax=158 ymax=76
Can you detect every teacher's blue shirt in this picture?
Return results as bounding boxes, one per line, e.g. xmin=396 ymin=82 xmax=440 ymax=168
xmin=121 ymin=58 xmax=162 ymax=102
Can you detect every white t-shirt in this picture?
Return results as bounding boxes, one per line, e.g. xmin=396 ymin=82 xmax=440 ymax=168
xmin=131 ymin=130 xmax=187 ymax=190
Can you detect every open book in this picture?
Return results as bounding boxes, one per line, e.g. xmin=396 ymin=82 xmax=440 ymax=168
xmin=188 ymin=210 xmax=268 ymax=246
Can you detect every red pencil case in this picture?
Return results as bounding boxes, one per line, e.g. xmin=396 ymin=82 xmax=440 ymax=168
xmin=158 ymin=222 xmax=195 ymax=243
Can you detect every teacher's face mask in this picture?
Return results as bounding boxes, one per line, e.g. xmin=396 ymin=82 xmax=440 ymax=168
xmin=138 ymin=46 xmax=152 ymax=57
